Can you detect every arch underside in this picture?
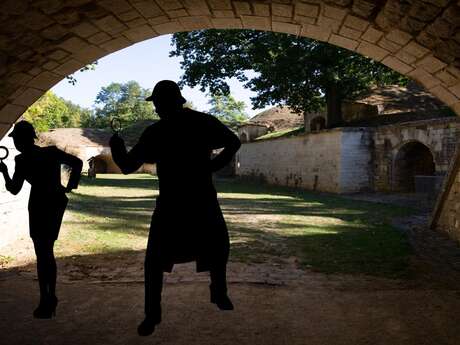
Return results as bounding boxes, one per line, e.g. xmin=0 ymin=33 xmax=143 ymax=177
xmin=1 ymin=0 xmax=460 ymax=138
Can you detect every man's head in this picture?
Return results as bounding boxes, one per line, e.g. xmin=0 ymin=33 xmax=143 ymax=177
xmin=145 ymin=80 xmax=186 ymax=118
xmin=8 ymin=120 xmax=37 ymax=152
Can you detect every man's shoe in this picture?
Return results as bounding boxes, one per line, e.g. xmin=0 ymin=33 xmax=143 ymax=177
xmin=137 ymin=317 xmax=158 ymax=336
xmin=211 ymin=293 xmax=234 ymax=311
xmin=137 ymin=306 xmax=161 ymax=337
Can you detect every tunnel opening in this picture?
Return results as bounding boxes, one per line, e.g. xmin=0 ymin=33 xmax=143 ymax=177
xmin=393 ymin=141 xmax=436 ymax=192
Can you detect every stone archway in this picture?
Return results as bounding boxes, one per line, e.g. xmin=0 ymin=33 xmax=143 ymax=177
xmin=310 ymin=116 xmax=326 ymax=131
xmin=393 ymin=141 xmax=436 ymax=192
xmin=1 ymin=0 xmax=460 ymax=139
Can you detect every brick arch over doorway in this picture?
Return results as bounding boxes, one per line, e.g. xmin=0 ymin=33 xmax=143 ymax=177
xmin=1 ymin=0 xmax=460 ymax=138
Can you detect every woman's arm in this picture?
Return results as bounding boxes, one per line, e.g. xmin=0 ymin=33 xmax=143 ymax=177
xmin=58 ymin=150 xmax=83 ymax=191
xmin=0 ymin=160 xmax=25 ymax=195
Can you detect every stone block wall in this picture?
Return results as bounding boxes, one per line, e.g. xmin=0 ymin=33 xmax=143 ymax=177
xmin=0 ymin=129 xmax=30 ymax=249
xmin=433 ymin=147 xmax=460 ymax=244
xmin=340 ymin=129 xmax=373 ymax=192
xmin=373 ymin=118 xmax=460 ymax=191
xmin=235 ymin=128 xmax=372 ymax=193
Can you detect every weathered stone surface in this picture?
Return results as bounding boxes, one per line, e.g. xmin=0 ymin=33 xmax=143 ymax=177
xmin=53 ymin=59 xmax=84 ymax=76
xmin=182 ymin=0 xmax=211 ymax=16
xmin=93 ymin=15 xmax=128 ymax=35
xmin=99 ymin=36 xmax=131 ymax=52
xmin=385 ymin=29 xmax=412 ymax=45
xmin=11 ymin=88 xmax=43 ymax=106
xmin=0 ymin=104 xmax=28 ymax=123
xmin=97 ymin=0 xmax=132 ymax=14
xmin=253 ymin=3 xmax=269 ymax=17
xmin=152 ymin=21 xmax=184 ymax=35
xmin=323 ymin=5 xmax=348 ymax=21
xmin=417 ymin=55 xmax=448 ymax=73
xmin=272 ymin=3 xmax=293 ymax=18
xmin=429 ymin=85 xmax=458 ymax=106
xmin=241 ymin=16 xmax=271 ymax=31
xmin=381 ymin=56 xmax=414 ymax=74
xmin=408 ymin=68 xmax=442 ymax=89
xmin=329 ymin=34 xmax=359 ymax=51
xmin=71 ymin=22 xmax=100 ymax=38
xmin=272 ymin=22 xmax=300 ymax=36
xmin=27 ymin=71 xmax=61 ymax=90
xmin=208 ymin=0 xmax=232 ymax=10
xmin=211 ymin=17 xmax=243 ymax=29
xmin=59 ymin=36 xmax=90 ymax=54
xmin=361 ymin=27 xmax=384 ymax=43
xmin=212 ymin=10 xmax=236 ymax=18
xmin=378 ymin=37 xmax=402 ymax=53
xmin=351 ymin=0 xmax=378 ymax=18
xmin=131 ymin=1 xmax=163 ymax=19
xmin=40 ymin=24 xmax=68 ymax=41
xmin=300 ymin=24 xmax=332 ymax=42
xmin=357 ymin=41 xmax=389 ymax=61
xmin=344 ymin=15 xmax=368 ymax=32
xmin=179 ymin=16 xmax=213 ymax=31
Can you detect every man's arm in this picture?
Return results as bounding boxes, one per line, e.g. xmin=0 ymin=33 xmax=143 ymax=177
xmin=0 ymin=159 xmax=25 ymax=195
xmin=208 ymin=117 xmax=241 ymax=172
xmin=110 ymin=134 xmax=145 ymax=174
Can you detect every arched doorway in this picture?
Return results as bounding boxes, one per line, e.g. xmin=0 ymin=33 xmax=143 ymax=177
xmin=310 ymin=116 xmax=326 ymax=132
xmin=393 ymin=141 xmax=436 ymax=192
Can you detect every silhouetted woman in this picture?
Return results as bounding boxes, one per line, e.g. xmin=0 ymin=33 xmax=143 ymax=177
xmin=0 ymin=121 xmax=82 ymax=318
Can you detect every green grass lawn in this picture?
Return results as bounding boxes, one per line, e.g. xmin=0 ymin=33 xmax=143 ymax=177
xmin=60 ymin=174 xmax=414 ymax=278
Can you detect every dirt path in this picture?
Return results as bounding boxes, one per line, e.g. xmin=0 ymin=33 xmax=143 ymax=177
xmin=1 ymin=261 xmax=460 ymax=345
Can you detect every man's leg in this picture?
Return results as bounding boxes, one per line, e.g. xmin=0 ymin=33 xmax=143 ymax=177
xmin=210 ymin=263 xmax=233 ymax=310
xmin=138 ymin=247 xmax=163 ymax=336
xmin=144 ymin=255 xmax=163 ymax=321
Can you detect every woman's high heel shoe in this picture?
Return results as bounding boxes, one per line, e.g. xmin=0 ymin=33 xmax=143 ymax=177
xmin=33 ymin=296 xmax=57 ymax=319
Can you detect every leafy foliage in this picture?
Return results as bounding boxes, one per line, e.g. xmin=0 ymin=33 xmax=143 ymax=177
xmin=170 ymin=30 xmax=407 ymax=124
xmin=208 ymin=93 xmax=248 ymax=122
xmin=66 ymin=62 xmax=98 ymax=85
xmin=88 ymin=81 xmax=158 ymax=128
xmin=22 ymin=91 xmax=92 ymax=132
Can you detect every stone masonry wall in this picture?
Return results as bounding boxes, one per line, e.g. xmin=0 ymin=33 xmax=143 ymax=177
xmin=373 ymin=117 xmax=460 ymax=191
xmin=0 ymin=128 xmax=30 ymax=249
xmin=340 ymin=129 xmax=373 ymax=192
xmin=434 ymin=147 xmax=460 ymax=244
xmin=235 ymin=128 xmax=372 ymax=193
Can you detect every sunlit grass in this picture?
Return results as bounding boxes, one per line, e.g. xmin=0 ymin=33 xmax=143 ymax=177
xmin=59 ymin=174 xmax=414 ymax=278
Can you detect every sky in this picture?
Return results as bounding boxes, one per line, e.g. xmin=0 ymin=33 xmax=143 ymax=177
xmin=51 ymin=34 xmax=270 ymax=117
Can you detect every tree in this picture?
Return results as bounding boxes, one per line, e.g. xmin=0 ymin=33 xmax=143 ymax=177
xmin=208 ymin=93 xmax=248 ymax=122
xmin=91 ymin=81 xmax=157 ymax=128
xmin=23 ymin=91 xmax=91 ymax=132
xmin=170 ymin=30 xmax=407 ymax=126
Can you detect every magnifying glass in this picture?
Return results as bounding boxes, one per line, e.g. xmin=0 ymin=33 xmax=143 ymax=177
xmin=111 ymin=118 xmax=122 ymax=134
xmin=0 ymin=146 xmax=9 ymax=162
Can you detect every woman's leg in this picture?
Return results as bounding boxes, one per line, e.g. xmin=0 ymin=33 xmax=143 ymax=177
xmin=33 ymin=239 xmax=56 ymax=299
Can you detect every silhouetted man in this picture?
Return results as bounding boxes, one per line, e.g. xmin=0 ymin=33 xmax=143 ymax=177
xmin=109 ymin=80 xmax=241 ymax=336
xmin=0 ymin=121 xmax=82 ymax=318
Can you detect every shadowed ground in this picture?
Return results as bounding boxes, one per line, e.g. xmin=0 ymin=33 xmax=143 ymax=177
xmin=1 ymin=175 xmax=459 ymax=344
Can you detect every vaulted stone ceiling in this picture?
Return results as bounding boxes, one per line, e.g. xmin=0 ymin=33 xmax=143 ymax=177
xmin=0 ymin=0 xmax=459 ymax=138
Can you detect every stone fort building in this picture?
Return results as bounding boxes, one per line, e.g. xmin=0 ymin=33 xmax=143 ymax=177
xmin=236 ymin=83 xmax=460 ymax=196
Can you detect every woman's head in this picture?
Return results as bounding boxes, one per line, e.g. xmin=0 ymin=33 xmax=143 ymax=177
xmin=8 ymin=121 xmax=37 ymax=152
